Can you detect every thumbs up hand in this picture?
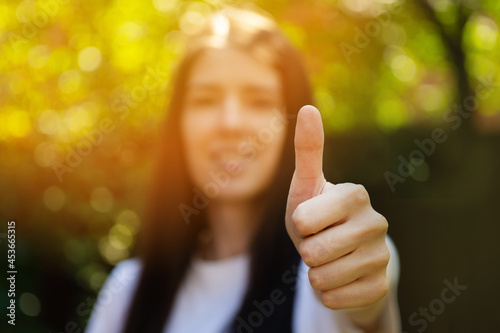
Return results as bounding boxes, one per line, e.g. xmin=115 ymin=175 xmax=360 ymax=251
xmin=285 ymin=105 xmax=390 ymax=311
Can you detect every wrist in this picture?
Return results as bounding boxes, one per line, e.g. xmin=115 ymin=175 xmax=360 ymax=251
xmin=340 ymin=293 xmax=390 ymax=332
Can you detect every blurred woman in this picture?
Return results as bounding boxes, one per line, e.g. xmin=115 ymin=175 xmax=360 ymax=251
xmin=86 ymin=6 xmax=400 ymax=333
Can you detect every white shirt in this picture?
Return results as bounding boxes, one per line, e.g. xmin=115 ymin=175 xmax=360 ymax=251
xmin=85 ymin=236 xmax=401 ymax=333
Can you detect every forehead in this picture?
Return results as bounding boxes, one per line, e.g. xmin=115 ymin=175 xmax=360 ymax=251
xmin=187 ymin=48 xmax=281 ymax=92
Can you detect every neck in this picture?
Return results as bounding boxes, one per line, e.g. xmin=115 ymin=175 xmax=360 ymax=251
xmin=198 ymin=199 xmax=263 ymax=260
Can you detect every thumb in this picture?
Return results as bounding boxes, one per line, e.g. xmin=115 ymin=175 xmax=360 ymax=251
xmin=293 ymin=105 xmax=325 ymax=185
xmin=286 ymin=105 xmax=326 ymax=225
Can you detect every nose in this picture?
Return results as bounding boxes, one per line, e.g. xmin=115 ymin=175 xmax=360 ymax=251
xmin=219 ymin=92 xmax=244 ymax=131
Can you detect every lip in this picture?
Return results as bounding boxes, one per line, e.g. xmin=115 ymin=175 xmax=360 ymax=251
xmin=214 ymin=159 xmax=250 ymax=172
xmin=210 ymin=145 xmax=253 ymax=171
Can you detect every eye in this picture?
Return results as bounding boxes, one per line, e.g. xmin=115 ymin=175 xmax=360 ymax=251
xmin=247 ymin=97 xmax=276 ymax=110
xmin=251 ymin=99 xmax=273 ymax=108
xmin=188 ymin=95 xmax=219 ymax=108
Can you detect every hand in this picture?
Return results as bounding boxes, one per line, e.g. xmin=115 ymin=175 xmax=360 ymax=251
xmin=285 ymin=105 xmax=390 ymax=311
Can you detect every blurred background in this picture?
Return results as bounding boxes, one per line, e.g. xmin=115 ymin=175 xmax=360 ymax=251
xmin=0 ymin=0 xmax=499 ymax=332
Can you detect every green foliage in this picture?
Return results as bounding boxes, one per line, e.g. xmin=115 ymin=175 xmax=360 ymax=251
xmin=0 ymin=0 xmax=498 ymax=331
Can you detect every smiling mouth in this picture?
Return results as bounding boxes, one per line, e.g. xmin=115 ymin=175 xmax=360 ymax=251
xmin=211 ymin=150 xmax=253 ymax=171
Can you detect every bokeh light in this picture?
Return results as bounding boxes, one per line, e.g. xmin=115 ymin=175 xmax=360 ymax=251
xmin=90 ymin=187 xmax=114 ymax=213
xmin=1 ymin=1 xmax=499 ymax=332
xmin=43 ymin=186 xmax=66 ymax=211
xmin=78 ymin=46 xmax=102 ymax=72
xmin=19 ymin=293 xmax=42 ymax=317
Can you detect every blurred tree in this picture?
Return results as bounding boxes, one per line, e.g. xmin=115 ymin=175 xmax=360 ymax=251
xmin=0 ymin=0 xmax=499 ymax=332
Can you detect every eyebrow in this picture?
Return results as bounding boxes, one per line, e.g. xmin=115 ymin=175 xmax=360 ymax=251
xmin=187 ymin=82 xmax=281 ymax=94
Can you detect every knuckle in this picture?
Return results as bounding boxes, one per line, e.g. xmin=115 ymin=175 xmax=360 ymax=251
xmin=349 ymin=184 xmax=370 ymax=206
xmin=353 ymin=223 xmax=372 ymax=241
xmin=321 ymin=291 xmax=341 ymax=310
xmin=320 ymin=291 xmax=334 ymax=309
xmin=368 ymin=252 xmax=390 ymax=273
xmin=381 ymin=246 xmax=391 ymax=267
xmin=361 ymin=244 xmax=391 ymax=273
xmin=358 ymin=275 xmax=389 ymax=308
xmin=369 ymin=273 xmax=389 ymax=300
xmin=314 ymin=239 xmax=331 ymax=262
xmin=308 ymin=267 xmax=326 ymax=290
xmin=354 ymin=213 xmax=388 ymax=242
xmin=372 ymin=244 xmax=391 ymax=268
xmin=375 ymin=212 xmax=389 ymax=233
xmin=292 ymin=204 xmax=312 ymax=235
xmin=376 ymin=254 xmax=390 ymax=273
xmin=376 ymin=275 xmax=390 ymax=299
xmin=300 ymin=237 xmax=331 ymax=267
xmin=298 ymin=239 xmax=317 ymax=267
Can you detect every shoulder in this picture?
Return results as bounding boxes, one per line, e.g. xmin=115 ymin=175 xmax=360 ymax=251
xmin=96 ymin=257 xmax=143 ymax=308
xmin=104 ymin=257 xmax=142 ymax=290
xmin=85 ymin=258 xmax=143 ymax=333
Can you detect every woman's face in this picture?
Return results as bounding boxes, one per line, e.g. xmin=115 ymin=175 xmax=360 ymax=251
xmin=181 ymin=47 xmax=287 ymax=203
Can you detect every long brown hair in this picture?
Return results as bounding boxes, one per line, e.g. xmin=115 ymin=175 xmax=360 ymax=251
xmin=124 ymin=7 xmax=313 ymax=332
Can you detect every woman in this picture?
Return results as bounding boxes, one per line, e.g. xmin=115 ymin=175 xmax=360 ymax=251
xmin=86 ymin=7 xmax=400 ymax=333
